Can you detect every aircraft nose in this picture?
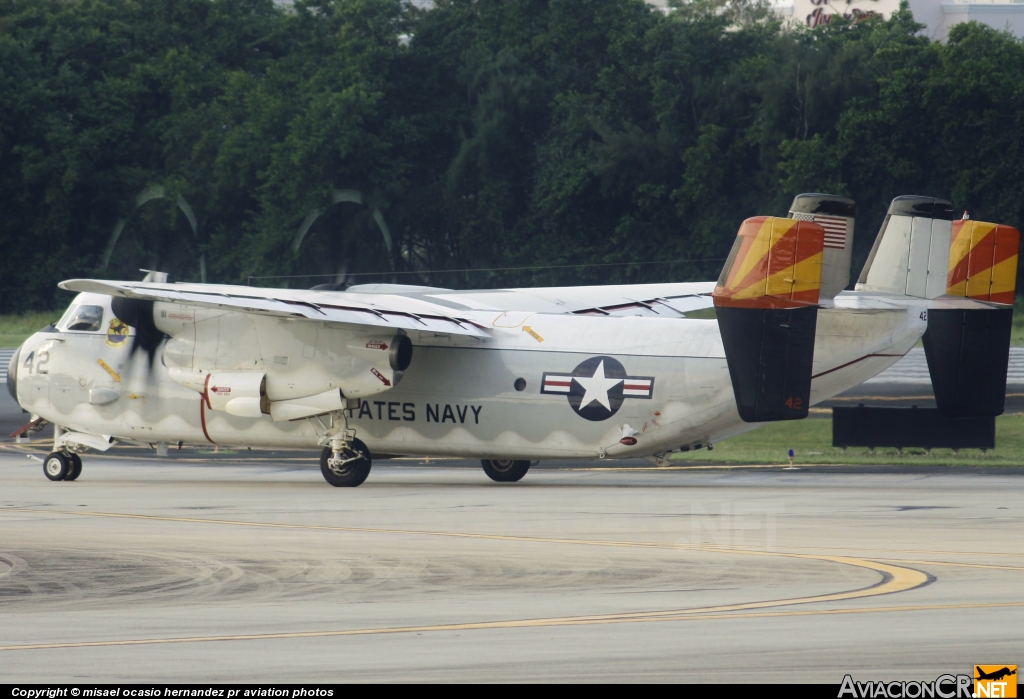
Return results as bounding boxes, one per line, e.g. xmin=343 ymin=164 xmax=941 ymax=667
xmin=6 ymin=344 xmax=21 ymax=401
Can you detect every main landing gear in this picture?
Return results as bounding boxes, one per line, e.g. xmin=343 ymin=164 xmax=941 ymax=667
xmin=320 ymin=437 xmax=372 ymax=487
xmin=481 ymin=459 xmax=530 ymax=483
xmin=43 ymin=451 xmax=83 ymax=482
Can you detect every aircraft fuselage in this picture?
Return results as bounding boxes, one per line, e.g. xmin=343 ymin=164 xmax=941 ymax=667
xmin=12 ymin=292 xmax=926 ymax=460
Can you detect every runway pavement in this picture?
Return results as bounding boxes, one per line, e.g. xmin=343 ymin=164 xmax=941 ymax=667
xmin=0 ymin=445 xmax=1021 ymax=683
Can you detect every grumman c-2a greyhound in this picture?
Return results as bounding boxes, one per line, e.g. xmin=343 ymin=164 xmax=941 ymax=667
xmin=7 ymin=193 xmax=1019 ymax=486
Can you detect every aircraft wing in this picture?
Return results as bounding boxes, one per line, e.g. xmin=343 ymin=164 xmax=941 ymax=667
xmin=346 ymin=281 xmax=717 ymax=317
xmin=59 ymin=279 xmax=490 ymax=338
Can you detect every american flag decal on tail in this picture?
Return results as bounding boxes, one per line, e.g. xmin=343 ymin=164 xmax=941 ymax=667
xmin=813 ymin=214 xmax=848 ymax=250
xmin=791 ymin=212 xmax=847 ymax=249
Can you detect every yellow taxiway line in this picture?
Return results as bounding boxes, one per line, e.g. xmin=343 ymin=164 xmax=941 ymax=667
xmin=708 ymin=543 xmax=1024 ymax=559
xmin=1 ymin=600 xmax=1021 ymax=653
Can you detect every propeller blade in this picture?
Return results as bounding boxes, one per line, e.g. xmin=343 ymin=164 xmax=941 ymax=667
xmin=111 ymin=297 xmax=166 ymax=375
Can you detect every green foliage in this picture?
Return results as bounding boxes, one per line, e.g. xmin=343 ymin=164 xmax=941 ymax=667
xmin=673 ymin=412 xmax=1024 ymax=467
xmin=2 ymin=0 xmax=1024 ymax=310
xmin=0 ymin=311 xmax=62 ymax=347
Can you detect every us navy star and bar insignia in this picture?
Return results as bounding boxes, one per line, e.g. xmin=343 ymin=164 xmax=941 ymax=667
xmin=541 ymin=356 xmax=654 ymax=422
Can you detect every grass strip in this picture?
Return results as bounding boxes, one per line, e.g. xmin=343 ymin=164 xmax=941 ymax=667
xmin=673 ymin=413 xmax=1024 ymax=467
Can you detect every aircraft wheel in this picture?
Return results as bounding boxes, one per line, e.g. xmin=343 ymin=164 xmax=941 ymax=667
xmin=481 ymin=459 xmax=530 ymax=483
xmin=66 ymin=454 xmax=83 ymax=481
xmin=320 ymin=439 xmax=371 ymax=487
xmin=43 ymin=452 xmax=70 ymax=481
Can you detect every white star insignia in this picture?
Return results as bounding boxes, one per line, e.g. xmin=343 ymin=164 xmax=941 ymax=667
xmin=573 ymin=360 xmax=623 ymax=411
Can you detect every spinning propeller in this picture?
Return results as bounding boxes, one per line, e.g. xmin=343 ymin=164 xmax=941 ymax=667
xmin=111 ymin=297 xmax=167 ymax=380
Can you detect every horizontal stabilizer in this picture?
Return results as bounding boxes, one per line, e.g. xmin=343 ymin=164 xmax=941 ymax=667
xmin=713 ymin=216 xmax=824 ymax=422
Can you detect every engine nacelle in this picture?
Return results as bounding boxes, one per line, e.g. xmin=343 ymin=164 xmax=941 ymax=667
xmin=335 ymin=333 xmax=412 ymax=398
xmin=162 ymin=310 xmax=414 ymax=404
xmin=170 ymin=370 xmax=270 ymax=418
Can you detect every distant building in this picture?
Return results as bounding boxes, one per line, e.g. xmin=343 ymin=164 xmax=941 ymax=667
xmin=780 ymin=0 xmax=1024 ymax=41
xmin=275 ymin=0 xmax=1024 ymax=43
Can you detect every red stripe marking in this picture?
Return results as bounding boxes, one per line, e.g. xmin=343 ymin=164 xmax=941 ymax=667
xmin=202 ymin=373 xmax=212 ymax=409
xmin=811 ymin=353 xmax=904 ymax=380
xmin=966 ymin=229 xmax=998 ymax=281
xmin=623 ymin=383 xmax=650 ymax=390
xmin=545 ymin=380 xmax=572 ymax=387
xmin=947 ymin=224 xmax=1019 ymax=292
xmin=765 ymin=226 xmax=803 ymax=281
xmin=991 ymin=225 xmax=1019 ymax=267
xmin=729 ymin=222 xmax=823 ymax=294
xmin=200 ymin=398 xmax=215 ymax=444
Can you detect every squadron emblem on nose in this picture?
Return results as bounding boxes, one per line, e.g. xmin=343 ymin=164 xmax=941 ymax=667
xmin=541 ymin=356 xmax=654 ymax=421
xmin=105 ymin=318 xmax=130 ymax=347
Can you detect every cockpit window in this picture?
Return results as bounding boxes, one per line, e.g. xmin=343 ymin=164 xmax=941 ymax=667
xmin=57 ymin=304 xmax=78 ymax=328
xmin=63 ymin=305 xmax=104 ymax=332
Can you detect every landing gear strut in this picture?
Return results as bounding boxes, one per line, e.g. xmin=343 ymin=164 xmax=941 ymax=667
xmin=320 ymin=437 xmax=372 ymax=487
xmin=481 ymin=459 xmax=530 ymax=483
xmin=43 ymin=451 xmax=82 ymax=482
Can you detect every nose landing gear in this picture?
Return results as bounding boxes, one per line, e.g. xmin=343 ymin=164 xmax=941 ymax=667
xmin=43 ymin=452 xmax=82 ymax=482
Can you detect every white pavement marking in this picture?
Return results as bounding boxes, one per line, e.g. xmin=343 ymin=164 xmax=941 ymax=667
xmin=0 ymin=348 xmax=15 ymax=382
xmin=863 ymin=347 xmax=1024 ymax=385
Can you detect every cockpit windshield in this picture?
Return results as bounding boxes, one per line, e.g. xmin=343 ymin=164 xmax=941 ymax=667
xmin=61 ymin=305 xmax=105 ymax=332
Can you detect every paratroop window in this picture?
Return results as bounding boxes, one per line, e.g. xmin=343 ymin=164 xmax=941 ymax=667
xmin=63 ymin=305 xmax=104 ymax=332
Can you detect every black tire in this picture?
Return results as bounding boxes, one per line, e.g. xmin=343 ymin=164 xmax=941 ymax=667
xmin=43 ymin=452 xmax=69 ymax=481
xmin=320 ymin=438 xmax=372 ymax=487
xmin=481 ymin=459 xmax=530 ymax=483
xmin=66 ymin=454 xmax=83 ymax=481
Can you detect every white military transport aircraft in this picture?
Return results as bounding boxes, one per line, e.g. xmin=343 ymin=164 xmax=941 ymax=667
xmin=7 ymin=194 xmax=1018 ymax=486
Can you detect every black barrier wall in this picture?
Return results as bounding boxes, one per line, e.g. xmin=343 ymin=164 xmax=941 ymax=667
xmin=832 ymin=406 xmax=995 ymax=450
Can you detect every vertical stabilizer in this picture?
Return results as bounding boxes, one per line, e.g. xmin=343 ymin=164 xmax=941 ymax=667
xmin=924 ymin=218 xmax=1019 ymax=418
xmin=945 ymin=219 xmax=1019 ymax=304
xmin=713 ymin=216 xmax=825 ymax=422
xmin=856 ymin=196 xmax=955 ymax=298
xmin=788 ymin=193 xmax=855 ymax=299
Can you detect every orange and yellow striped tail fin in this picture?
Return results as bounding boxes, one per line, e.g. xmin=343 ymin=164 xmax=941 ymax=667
xmin=946 ymin=219 xmax=1019 ymax=304
xmin=713 ymin=216 xmax=825 ymax=309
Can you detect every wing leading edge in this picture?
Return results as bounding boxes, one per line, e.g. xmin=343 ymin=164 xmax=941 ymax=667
xmin=59 ymin=279 xmax=490 ymax=338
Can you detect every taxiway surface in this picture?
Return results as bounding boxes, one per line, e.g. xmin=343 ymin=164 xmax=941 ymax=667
xmin=0 ymin=447 xmax=1021 ymax=683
